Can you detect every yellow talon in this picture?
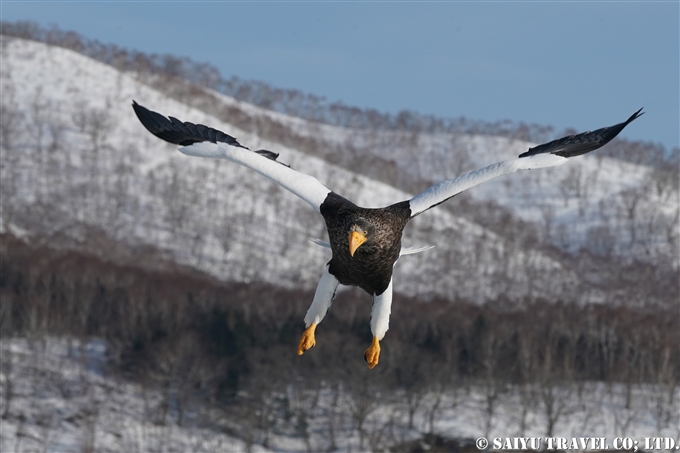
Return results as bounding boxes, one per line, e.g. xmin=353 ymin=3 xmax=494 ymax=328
xmin=364 ymin=336 xmax=381 ymax=369
xmin=297 ymin=323 xmax=317 ymax=355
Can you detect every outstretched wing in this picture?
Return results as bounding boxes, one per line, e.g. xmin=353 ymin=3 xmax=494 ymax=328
xmin=132 ymin=101 xmax=332 ymax=213
xmin=408 ymin=109 xmax=643 ymax=217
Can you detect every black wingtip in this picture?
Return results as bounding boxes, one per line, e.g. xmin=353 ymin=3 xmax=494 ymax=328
xmin=519 ymin=108 xmax=645 ymax=159
xmin=132 ymin=101 xmax=249 ymax=149
xmin=627 ymin=107 xmax=644 ymax=124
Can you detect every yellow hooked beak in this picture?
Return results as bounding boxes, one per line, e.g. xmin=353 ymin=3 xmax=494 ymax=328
xmin=348 ymin=231 xmax=367 ymax=257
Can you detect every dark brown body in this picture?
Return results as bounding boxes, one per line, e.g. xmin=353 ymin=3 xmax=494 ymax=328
xmin=320 ymin=193 xmax=411 ymax=295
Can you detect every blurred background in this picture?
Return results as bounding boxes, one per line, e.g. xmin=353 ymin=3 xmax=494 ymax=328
xmin=1 ymin=3 xmax=678 ymax=452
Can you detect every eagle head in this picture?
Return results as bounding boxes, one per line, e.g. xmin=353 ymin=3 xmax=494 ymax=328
xmin=348 ymin=220 xmax=374 ymax=257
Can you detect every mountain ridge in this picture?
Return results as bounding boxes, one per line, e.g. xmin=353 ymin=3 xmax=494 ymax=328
xmin=1 ymin=34 xmax=676 ymax=307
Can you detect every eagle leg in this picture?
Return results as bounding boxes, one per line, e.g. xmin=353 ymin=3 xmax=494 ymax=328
xmin=298 ymin=265 xmax=339 ymax=356
xmin=297 ymin=323 xmax=317 ymax=355
xmin=364 ymin=337 xmax=381 ymax=369
xmin=365 ymin=279 xmax=393 ymax=369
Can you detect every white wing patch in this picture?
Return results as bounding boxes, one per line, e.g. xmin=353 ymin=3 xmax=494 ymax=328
xmin=179 ymin=142 xmax=332 ymax=213
xmin=408 ymin=154 xmax=568 ymax=217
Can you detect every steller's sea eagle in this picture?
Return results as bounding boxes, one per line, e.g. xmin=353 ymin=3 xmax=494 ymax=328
xmin=133 ymin=101 xmax=643 ymax=368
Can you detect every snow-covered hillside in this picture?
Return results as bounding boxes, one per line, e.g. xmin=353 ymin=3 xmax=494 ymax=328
xmin=1 ymin=36 xmax=676 ymax=305
xmin=2 ymin=337 xmax=677 ymax=452
xmin=0 ymin=338 xmax=274 ymax=453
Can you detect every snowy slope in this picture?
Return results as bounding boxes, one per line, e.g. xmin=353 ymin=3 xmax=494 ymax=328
xmin=1 ymin=36 xmax=675 ymax=306
xmin=2 ymin=337 xmax=677 ymax=452
xmin=0 ymin=338 xmax=274 ymax=453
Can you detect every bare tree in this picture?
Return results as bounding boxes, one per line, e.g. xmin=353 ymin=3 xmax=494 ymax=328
xmin=478 ymin=328 xmax=505 ymax=438
xmin=537 ymin=325 xmax=576 ymax=437
xmin=586 ymin=225 xmax=616 ymax=257
xmin=346 ymin=376 xmax=380 ymax=450
xmin=648 ymin=334 xmax=679 ymax=431
xmin=71 ymin=99 xmax=115 ymax=166
xmin=323 ymin=382 xmax=342 ymax=451
xmin=612 ymin=386 xmax=639 ymax=436
xmin=366 ymin=411 xmax=397 ymax=452
xmin=0 ymin=345 xmax=13 ymax=420
xmin=162 ymin=161 xmax=192 ymax=232
xmin=393 ymin=347 xmax=429 ymax=430
xmin=290 ymin=381 xmax=321 ymax=453
xmin=540 ymin=204 xmax=556 ymax=242
xmin=515 ymin=323 xmax=539 ymax=436
xmin=662 ymin=206 xmax=679 ymax=256
xmin=618 ymin=186 xmax=646 ymax=249
xmin=0 ymin=77 xmax=24 ymax=153
xmin=650 ymin=163 xmax=679 ymax=203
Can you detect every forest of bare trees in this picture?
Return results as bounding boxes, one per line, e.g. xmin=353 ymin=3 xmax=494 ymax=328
xmin=2 ymin=233 xmax=678 ymax=450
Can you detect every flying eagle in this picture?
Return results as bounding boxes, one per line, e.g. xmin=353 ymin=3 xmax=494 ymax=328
xmin=133 ymin=102 xmax=643 ymax=368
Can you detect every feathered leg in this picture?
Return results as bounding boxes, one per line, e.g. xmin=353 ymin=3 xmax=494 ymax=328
xmin=364 ymin=279 xmax=393 ymax=369
xmin=298 ymin=265 xmax=339 ymax=355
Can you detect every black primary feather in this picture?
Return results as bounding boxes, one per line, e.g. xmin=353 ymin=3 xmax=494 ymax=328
xmin=132 ymin=100 xmax=247 ymax=148
xmin=519 ymin=108 xmax=644 ymax=158
xmin=133 ymin=101 xmax=289 ymax=165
